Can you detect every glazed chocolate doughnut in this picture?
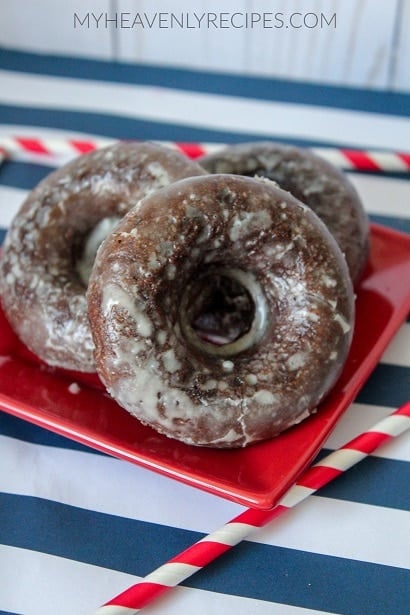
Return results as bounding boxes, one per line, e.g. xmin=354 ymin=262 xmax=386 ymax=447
xmin=87 ymin=174 xmax=354 ymax=448
xmin=0 ymin=142 xmax=205 ymax=372
xmin=200 ymin=142 xmax=369 ymax=282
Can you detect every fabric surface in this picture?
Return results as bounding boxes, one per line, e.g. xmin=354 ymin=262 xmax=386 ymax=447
xmin=0 ymin=48 xmax=409 ymax=615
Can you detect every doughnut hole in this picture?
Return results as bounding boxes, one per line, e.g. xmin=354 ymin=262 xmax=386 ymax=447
xmin=180 ymin=267 xmax=268 ymax=357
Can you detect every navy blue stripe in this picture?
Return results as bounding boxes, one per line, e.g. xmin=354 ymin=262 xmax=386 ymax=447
xmin=369 ymin=214 xmax=410 ymax=234
xmin=313 ymin=451 xmax=410 ymax=510
xmin=1 ymin=47 xmax=410 ymax=117
xmin=0 ymin=160 xmax=52 ymax=191
xmin=356 ymin=364 xmax=410 ymax=408
xmin=0 ymin=228 xmax=5 ymax=244
xmin=1 ymin=159 xmax=410 ymax=196
xmin=1 ymin=158 xmax=409 ymax=199
xmin=0 ymin=493 xmax=408 ymax=614
xmin=3 ymin=103 xmax=402 ymax=150
xmin=0 ymin=412 xmax=408 ymax=510
xmin=0 ymin=612 xmax=21 ymax=615
xmin=0 ymin=412 xmax=98 ymax=454
xmin=0 ymin=103 xmax=295 ymax=145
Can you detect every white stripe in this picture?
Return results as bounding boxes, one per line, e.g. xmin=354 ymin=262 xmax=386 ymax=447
xmin=314 ymin=448 xmax=367 ymax=472
xmin=367 ymin=414 xmax=410 ymax=438
xmin=255 ymin=495 xmax=410 ymax=569
xmin=368 ymin=151 xmax=409 ymax=172
xmin=0 ymin=435 xmax=408 ymax=567
xmin=93 ymin=607 xmax=137 ymax=614
xmin=1 ymin=70 xmax=409 ymax=149
xmin=380 ymin=323 xmax=410 ymax=367
xmin=311 ymin=147 xmax=355 ymax=169
xmin=144 ymin=562 xmax=201 ymax=586
xmin=0 ymin=545 xmax=139 ymax=615
xmin=0 ymin=545 xmax=330 ymax=615
xmin=201 ymin=522 xmax=258 ymax=546
xmin=279 ymin=484 xmax=315 ymax=507
xmin=0 ymin=433 xmax=241 ymax=536
xmin=347 ymin=173 xmax=410 ymax=218
xmin=0 ymin=185 xmax=25 ymax=226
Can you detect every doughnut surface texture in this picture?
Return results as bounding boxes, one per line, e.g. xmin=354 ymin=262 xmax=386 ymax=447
xmin=0 ymin=142 xmax=205 ymax=372
xmin=200 ymin=142 xmax=369 ymax=282
xmin=88 ymin=174 xmax=355 ymax=448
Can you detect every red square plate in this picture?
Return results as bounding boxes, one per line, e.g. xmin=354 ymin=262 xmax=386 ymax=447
xmin=0 ymin=223 xmax=409 ymax=509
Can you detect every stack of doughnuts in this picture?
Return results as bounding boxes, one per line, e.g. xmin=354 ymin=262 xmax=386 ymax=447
xmin=0 ymin=140 xmax=368 ymax=448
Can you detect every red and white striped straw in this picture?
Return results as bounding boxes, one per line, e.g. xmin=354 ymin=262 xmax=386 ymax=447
xmin=0 ymin=136 xmax=410 ymax=172
xmin=92 ymin=401 xmax=410 ymax=614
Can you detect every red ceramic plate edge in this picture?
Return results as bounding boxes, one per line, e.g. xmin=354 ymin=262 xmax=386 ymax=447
xmin=0 ymin=223 xmax=409 ymax=509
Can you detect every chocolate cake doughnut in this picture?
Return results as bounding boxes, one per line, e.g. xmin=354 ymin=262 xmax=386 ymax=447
xmin=200 ymin=142 xmax=369 ymax=282
xmin=0 ymin=142 xmax=205 ymax=372
xmin=88 ymin=174 xmax=354 ymax=448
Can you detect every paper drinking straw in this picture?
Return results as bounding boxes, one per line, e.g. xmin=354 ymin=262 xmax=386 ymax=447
xmin=0 ymin=136 xmax=114 ymax=158
xmin=0 ymin=136 xmax=410 ymax=172
xmin=92 ymin=401 xmax=410 ymax=614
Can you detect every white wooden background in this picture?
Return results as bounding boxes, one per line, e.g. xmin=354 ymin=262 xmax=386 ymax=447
xmin=0 ymin=0 xmax=409 ymax=92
